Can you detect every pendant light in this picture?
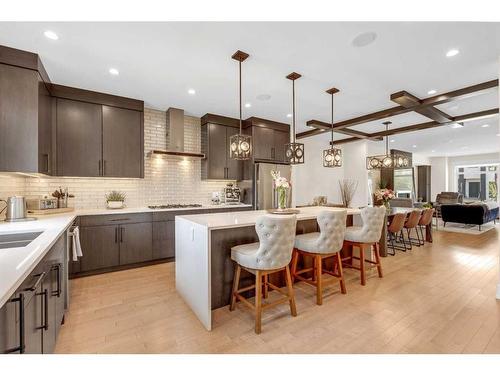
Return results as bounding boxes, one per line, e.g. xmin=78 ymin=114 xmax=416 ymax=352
xmin=229 ymin=50 xmax=252 ymax=160
xmin=284 ymin=72 xmax=305 ymax=164
xmin=366 ymin=121 xmax=411 ymax=169
xmin=323 ymin=87 xmax=342 ymax=168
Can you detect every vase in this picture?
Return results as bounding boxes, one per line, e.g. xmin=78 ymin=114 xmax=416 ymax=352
xmin=384 ymin=200 xmax=391 ymax=210
xmin=107 ymin=201 xmax=124 ymax=209
xmin=277 ymin=188 xmax=288 ymax=210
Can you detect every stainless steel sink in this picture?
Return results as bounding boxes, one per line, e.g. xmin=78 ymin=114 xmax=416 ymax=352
xmin=0 ymin=231 xmax=43 ymax=249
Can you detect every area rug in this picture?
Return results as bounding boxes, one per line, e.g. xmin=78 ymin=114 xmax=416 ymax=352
xmin=436 ymin=219 xmax=497 ymax=235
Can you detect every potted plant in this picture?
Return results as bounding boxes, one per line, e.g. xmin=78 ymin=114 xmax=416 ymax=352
xmin=106 ymin=191 xmax=126 ymax=209
xmin=374 ymin=188 xmax=395 ymax=210
xmin=271 ymin=170 xmax=291 ymax=210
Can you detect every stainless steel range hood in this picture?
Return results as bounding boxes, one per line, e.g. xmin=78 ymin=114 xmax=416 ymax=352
xmin=150 ymin=107 xmax=205 ymax=158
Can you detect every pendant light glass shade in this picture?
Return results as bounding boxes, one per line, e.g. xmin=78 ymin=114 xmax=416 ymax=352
xmin=366 ymin=121 xmax=411 ymax=169
xmin=229 ymin=134 xmax=252 ymax=159
xmin=323 ymin=87 xmax=342 ymax=168
xmin=229 ymin=50 xmax=252 ymax=161
xmin=284 ymin=72 xmax=305 ymax=165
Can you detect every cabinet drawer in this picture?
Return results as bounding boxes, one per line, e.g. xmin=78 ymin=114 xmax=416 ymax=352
xmin=79 ymin=213 xmax=152 ymax=227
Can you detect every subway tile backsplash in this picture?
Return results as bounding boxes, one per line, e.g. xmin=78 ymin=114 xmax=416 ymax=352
xmin=0 ymin=108 xmax=231 ymax=210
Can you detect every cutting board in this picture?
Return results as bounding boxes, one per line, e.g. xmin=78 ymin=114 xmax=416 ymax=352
xmin=27 ymin=207 xmax=75 ymax=215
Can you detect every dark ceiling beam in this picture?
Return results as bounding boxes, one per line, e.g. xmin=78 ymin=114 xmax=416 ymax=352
xmin=330 ymin=108 xmax=499 ymax=146
xmin=300 ymin=79 xmax=498 ymax=140
xmin=306 ymin=119 xmax=382 ymax=140
xmin=390 ymin=91 xmax=453 ymax=123
xmin=420 ymin=79 xmax=498 ymax=107
xmin=298 ymin=105 xmax=411 ymax=139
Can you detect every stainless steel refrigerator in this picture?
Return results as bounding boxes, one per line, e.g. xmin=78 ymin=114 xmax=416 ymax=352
xmin=254 ymin=162 xmax=292 ymax=210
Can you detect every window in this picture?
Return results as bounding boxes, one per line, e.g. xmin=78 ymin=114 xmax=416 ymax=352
xmin=456 ymin=164 xmax=498 ymax=202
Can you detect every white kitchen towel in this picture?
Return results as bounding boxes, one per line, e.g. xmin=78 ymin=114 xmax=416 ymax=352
xmin=72 ymin=226 xmax=83 ymax=261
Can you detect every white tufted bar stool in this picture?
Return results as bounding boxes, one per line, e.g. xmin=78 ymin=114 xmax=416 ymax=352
xmin=291 ymin=210 xmax=347 ymax=305
xmin=342 ymin=206 xmax=386 ymax=286
xmin=230 ymin=214 xmax=297 ymax=334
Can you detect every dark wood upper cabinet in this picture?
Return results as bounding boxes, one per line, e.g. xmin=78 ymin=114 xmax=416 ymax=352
xmin=0 ymin=64 xmax=50 ymax=174
xmin=252 ymin=126 xmax=274 ymax=160
xmin=201 ymin=121 xmax=242 ymax=180
xmin=56 ymin=98 xmax=103 ymax=177
xmin=102 ymin=106 xmax=143 ymax=178
xmin=273 ymin=130 xmax=290 ymax=162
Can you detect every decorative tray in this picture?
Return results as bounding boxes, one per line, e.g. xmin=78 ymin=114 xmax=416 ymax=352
xmin=266 ymin=208 xmax=300 ymax=215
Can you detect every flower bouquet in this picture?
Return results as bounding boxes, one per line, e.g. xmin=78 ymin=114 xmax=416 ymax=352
xmin=271 ymin=170 xmax=291 ymax=210
xmin=374 ymin=188 xmax=395 ymax=209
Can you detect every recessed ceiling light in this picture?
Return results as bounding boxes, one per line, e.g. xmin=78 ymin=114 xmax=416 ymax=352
xmin=256 ymin=94 xmax=271 ymax=101
xmin=446 ymin=49 xmax=460 ymax=57
xmin=449 ymin=122 xmax=464 ymax=129
xmin=481 ymin=124 xmax=490 ymax=128
xmin=427 ymin=89 xmax=437 ymax=95
xmin=286 ymin=114 xmax=292 ymax=118
xmin=497 ymin=133 xmax=500 ymax=137
xmin=109 ymin=68 xmax=119 ymax=76
xmin=44 ymin=30 xmax=58 ymax=40
xmin=412 ymin=145 xmax=417 ymax=148
xmin=390 ymin=139 xmax=395 ymax=143
xmin=431 ymin=150 xmax=436 ymax=153
xmin=245 ymin=103 xmax=251 ymax=108
xmin=352 ymin=32 xmax=377 ymax=47
xmin=187 ymin=89 xmax=196 ymax=95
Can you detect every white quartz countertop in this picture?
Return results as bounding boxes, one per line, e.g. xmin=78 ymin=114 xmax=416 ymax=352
xmin=0 ymin=203 xmax=251 ymax=307
xmin=0 ymin=213 xmax=76 ymax=307
xmin=67 ymin=203 xmax=252 ymax=216
xmin=177 ymin=206 xmax=361 ymax=230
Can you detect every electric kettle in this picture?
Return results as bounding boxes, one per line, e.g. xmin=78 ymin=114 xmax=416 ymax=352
xmin=0 ymin=196 xmax=36 ymax=222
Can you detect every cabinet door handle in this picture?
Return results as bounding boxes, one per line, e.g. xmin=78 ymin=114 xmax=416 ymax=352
xmin=115 ymin=227 xmax=118 ymax=243
xmin=51 ymin=264 xmax=62 ymax=297
xmin=4 ymin=294 xmax=25 ymax=354
xmin=103 ymin=160 xmax=106 ymax=176
xmin=98 ymin=160 xmax=102 ymax=176
xmin=36 ymin=289 xmax=49 ymax=331
xmin=120 ymin=227 xmax=124 ymax=243
xmin=24 ymin=272 xmax=46 ymax=292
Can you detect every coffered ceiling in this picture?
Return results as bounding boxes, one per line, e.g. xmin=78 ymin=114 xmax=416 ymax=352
xmin=0 ymin=22 xmax=498 ymax=157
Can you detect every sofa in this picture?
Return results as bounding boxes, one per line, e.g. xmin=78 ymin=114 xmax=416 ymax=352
xmin=440 ymin=202 xmax=499 ymax=230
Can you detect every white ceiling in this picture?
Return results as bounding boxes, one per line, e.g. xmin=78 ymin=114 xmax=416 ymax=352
xmin=0 ymin=21 xmax=499 ymax=157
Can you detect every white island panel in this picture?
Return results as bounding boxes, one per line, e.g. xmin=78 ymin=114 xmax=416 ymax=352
xmin=175 ymin=216 xmax=212 ymax=330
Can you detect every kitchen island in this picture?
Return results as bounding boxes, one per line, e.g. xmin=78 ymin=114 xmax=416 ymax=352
xmin=175 ymin=206 xmax=364 ymax=330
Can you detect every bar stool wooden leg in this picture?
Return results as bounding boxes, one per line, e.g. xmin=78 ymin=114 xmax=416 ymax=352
xmin=230 ymin=264 xmax=241 ymax=311
xmin=359 ymin=245 xmax=366 ymax=286
xmin=284 ymin=265 xmax=297 ymax=316
xmin=315 ymin=255 xmax=323 ymax=305
xmin=374 ymin=243 xmax=383 ymax=278
xmin=263 ymin=274 xmax=269 ymax=299
xmin=336 ymin=252 xmax=347 ymax=294
xmin=290 ymin=249 xmax=299 ymax=283
xmin=255 ymin=270 xmax=262 ymax=334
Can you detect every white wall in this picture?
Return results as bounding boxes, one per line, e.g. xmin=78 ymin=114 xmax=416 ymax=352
xmin=292 ymin=132 xmax=344 ymax=207
xmin=430 ymin=156 xmax=448 ymax=201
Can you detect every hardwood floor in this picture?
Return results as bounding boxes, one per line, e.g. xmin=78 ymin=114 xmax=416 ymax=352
xmin=55 ymin=226 xmax=500 ymax=354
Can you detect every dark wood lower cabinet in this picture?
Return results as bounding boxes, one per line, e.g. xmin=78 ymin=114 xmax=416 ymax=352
xmin=119 ymin=222 xmax=153 ymax=265
xmin=79 ymin=225 xmax=120 ymax=272
xmin=0 ymin=295 xmax=18 ymax=353
xmin=152 ymin=220 xmax=175 ymax=259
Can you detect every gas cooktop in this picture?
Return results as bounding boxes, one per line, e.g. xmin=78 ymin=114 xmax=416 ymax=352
xmin=148 ymin=204 xmax=203 ymax=209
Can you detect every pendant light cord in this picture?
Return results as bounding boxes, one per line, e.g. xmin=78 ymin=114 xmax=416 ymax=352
xmin=292 ymin=79 xmax=296 ymax=143
xmin=239 ymin=60 xmax=242 ymax=135
xmin=330 ymin=93 xmax=334 ymax=148
xmin=385 ymin=122 xmax=389 ymax=155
